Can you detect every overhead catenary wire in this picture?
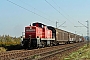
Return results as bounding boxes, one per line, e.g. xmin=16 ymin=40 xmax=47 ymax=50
xmin=19 ymin=0 xmax=50 ymax=17
xmin=51 ymin=0 xmax=71 ymax=17
xmin=6 ymin=0 xmax=55 ymax=23
xmin=45 ymin=0 xmax=79 ymax=35
xmin=45 ymin=0 xmax=76 ymax=27
xmin=58 ymin=21 xmax=66 ymax=28
xmin=19 ymin=0 xmax=61 ymax=22
xmin=45 ymin=0 xmax=70 ymax=21
xmin=52 ymin=0 xmax=76 ymax=26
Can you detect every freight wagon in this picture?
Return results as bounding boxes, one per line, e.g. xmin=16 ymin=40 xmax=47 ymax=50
xmin=68 ymin=32 xmax=76 ymax=43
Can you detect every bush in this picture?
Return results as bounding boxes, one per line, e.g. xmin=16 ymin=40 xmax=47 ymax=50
xmin=0 ymin=35 xmax=21 ymax=46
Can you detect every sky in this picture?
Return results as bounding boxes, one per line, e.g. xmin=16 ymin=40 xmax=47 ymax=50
xmin=0 ymin=0 xmax=90 ymax=37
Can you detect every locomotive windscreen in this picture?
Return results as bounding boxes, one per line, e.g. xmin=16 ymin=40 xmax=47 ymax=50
xmin=32 ymin=22 xmax=46 ymax=28
xmin=33 ymin=23 xmax=42 ymax=27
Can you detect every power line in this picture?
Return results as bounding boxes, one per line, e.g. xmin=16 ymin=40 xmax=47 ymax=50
xmin=74 ymin=20 xmax=89 ymax=47
xmin=6 ymin=0 xmax=54 ymax=23
xmin=58 ymin=21 xmax=66 ymax=28
xmin=52 ymin=0 xmax=71 ymax=18
xmin=51 ymin=0 xmax=76 ymax=26
xmin=19 ymin=0 xmax=48 ymax=16
xmin=78 ymin=21 xmax=87 ymax=28
xmin=19 ymin=0 xmax=60 ymax=22
xmin=45 ymin=0 xmax=70 ymax=21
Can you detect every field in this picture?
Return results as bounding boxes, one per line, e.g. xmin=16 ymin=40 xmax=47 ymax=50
xmin=0 ymin=35 xmax=21 ymax=51
xmin=0 ymin=47 xmax=6 ymax=52
xmin=64 ymin=44 xmax=90 ymax=60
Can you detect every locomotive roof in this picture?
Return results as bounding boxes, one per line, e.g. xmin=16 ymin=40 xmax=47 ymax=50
xmin=32 ymin=22 xmax=81 ymax=37
xmin=33 ymin=22 xmax=46 ymax=26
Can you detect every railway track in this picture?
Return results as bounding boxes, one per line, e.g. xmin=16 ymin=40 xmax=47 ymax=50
xmin=33 ymin=43 xmax=84 ymax=60
xmin=0 ymin=42 xmax=86 ymax=60
xmin=15 ymin=42 xmax=85 ymax=60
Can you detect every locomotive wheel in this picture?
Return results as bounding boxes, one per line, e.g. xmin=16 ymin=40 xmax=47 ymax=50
xmin=50 ymin=43 xmax=53 ymax=47
xmin=41 ymin=41 xmax=46 ymax=48
xmin=50 ymin=41 xmax=52 ymax=47
xmin=42 ymin=44 xmax=45 ymax=48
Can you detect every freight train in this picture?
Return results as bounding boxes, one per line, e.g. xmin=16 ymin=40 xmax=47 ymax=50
xmin=21 ymin=22 xmax=84 ymax=49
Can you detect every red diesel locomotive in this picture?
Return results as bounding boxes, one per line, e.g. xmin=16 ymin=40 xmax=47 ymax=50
xmin=22 ymin=22 xmax=54 ymax=49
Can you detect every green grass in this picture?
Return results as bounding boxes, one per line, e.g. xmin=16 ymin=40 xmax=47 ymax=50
xmin=64 ymin=44 xmax=90 ymax=60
